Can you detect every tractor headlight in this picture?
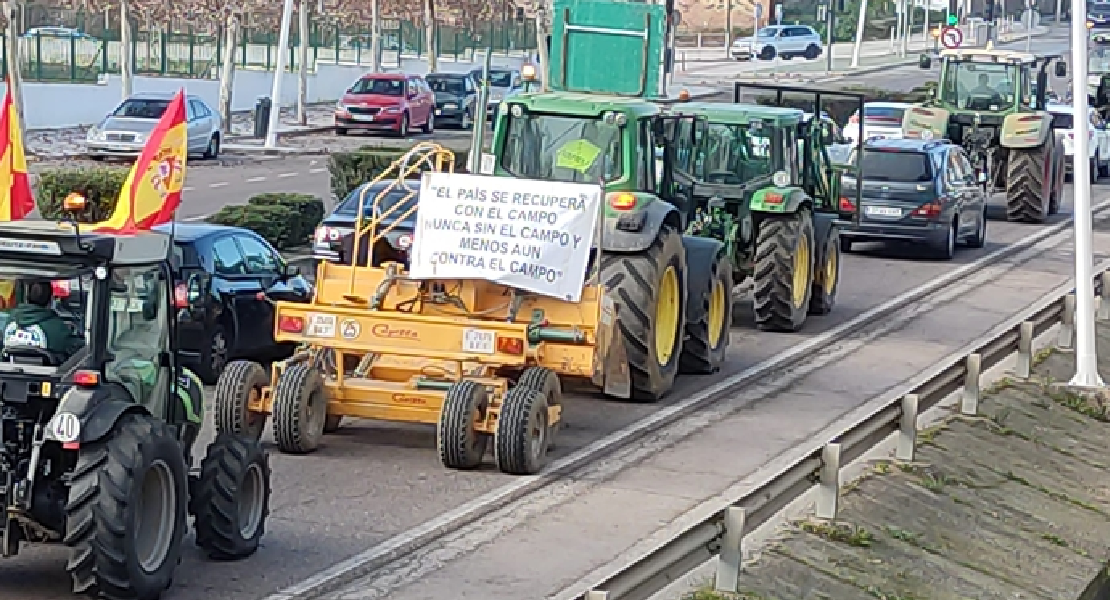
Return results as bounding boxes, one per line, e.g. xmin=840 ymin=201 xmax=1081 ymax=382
xmin=47 ymin=412 xmax=80 ymax=443
xmin=772 ymin=170 xmax=790 ymax=187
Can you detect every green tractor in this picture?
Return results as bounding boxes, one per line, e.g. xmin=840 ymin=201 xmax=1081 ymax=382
xmin=1090 ymin=31 xmax=1110 ymax=113
xmin=483 ymin=0 xmax=731 ymax=400
xmin=904 ymin=46 xmax=1068 ymax=223
xmin=669 ymin=83 xmax=862 ymax=332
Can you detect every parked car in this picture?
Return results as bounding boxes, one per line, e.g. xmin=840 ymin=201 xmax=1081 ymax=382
xmin=155 ymin=223 xmax=313 ymax=384
xmin=839 ymin=138 xmax=988 ymax=260
xmin=22 ymin=26 xmax=96 ymax=40
xmin=426 ymin=72 xmax=478 ymax=129
xmin=334 ymin=73 xmax=436 ymax=137
xmin=1048 ymin=101 xmax=1110 ymax=181
xmin=842 ymin=102 xmax=913 ymax=144
xmin=469 ymin=68 xmax=524 ymax=119
xmin=731 ymin=25 xmax=823 ymax=61
xmin=312 ymin=179 xmax=421 ymax=267
xmin=85 ymin=91 xmax=222 ymax=159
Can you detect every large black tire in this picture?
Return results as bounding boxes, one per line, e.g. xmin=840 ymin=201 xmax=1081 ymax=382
xmin=752 ymin=209 xmax=816 ymax=332
xmin=679 ymin=251 xmax=733 ymax=374
xmin=516 ymin=367 xmax=563 ymax=448
xmin=599 ymin=225 xmax=687 ymax=401
xmin=809 ymin=227 xmax=841 ymax=316
xmin=1005 ymin=139 xmax=1053 ymax=223
xmin=65 ymin=413 xmax=188 ymax=600
xmin=437 ymin=380 xmax=490 ymax=469
xmin=194 ymin=325 xmax=230 ymax=385
xmin=323 ymin=415 xmax=344 ymax=433
xmin=271 ymin=363 xmax=328 ymax=454
xmin=494 ymin=386 xmax=550 ymax=475
xmin=214 ymin=360 xmax=268 ymax=442
xmin=192 ymin=433 xmax=271 ymax=560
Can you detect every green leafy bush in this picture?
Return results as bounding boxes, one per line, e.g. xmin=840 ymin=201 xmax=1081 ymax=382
xmin=247 ymin=193 xmax=325 ymax=246
xmin=205 ymin=204 xmax=298 ymax=249
xmin=36 ymin=167 xmax=129 ymax=222
xmin=329 ymin=145 xmax=470 ymax=200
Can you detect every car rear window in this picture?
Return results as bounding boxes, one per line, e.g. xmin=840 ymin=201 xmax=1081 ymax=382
xmin=1052 ymin=112 xmax=1074 ymax=128
xmin=864 ymin=106 xmax=906 ymax=124
xmin=427 ymin=77 xmax=466 ymax=95
xmin=336 ymin=182 xmax=421 ymax=222
xmin=172 ymin=242 xmax=200 ymax=269
xmin=859 ymin=150 xmax=933 ymax=182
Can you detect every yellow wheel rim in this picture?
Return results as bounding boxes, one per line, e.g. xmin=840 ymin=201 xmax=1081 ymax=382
xmin=823 ymin=239 xmax=838 ymax=294
xmin=792 ymin=232 xmax=810 ymax=309
xmin=707 ymin=277 xmax=727 ymax=348
xmin=654 ymin=265 xmax=680 ymax=366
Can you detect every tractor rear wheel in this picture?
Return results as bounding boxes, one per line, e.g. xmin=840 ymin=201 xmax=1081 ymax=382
xmin=65 ymin=413 xmax=188 ymax=600
xmin=1005 ymin=139 xmax=1053 ymax=223
xmin=438 ymin=380 xmax=490 ymax=469
xmin=272 ymin=363 xmax=328 ymax=454
xmin=214 ymin=360 xmax=268 ymax=442
xmin=516 ymin=367 xmax=563 ymax=449
xmin=809 ymin=227 xmax=841 ymax=315
xmin=600 ymin=225 xmax=687 ymax=401
xmin=192 ymin=433 xmax=271 ymax=560
xmin=494 ymin=386 xmax=550 ymax=475
xmin=753 ymin=209 xmax=816 ymax=332
xmin=680 ymin=251 xmax=733 ymax=374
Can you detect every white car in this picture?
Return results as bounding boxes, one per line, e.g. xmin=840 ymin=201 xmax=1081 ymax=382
xmin=841 ymin=102 xmax=913 ymax=144
xmin=731 ymin=25 xmax=823 ymax=61
xmin=1048 ymin=102 xmax=1110 ymax=182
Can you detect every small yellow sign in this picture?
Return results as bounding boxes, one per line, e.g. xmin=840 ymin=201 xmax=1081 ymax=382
xmin=555 ymin=139 xmax=602 ymax=173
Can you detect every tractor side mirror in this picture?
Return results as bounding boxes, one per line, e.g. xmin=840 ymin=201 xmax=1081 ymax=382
xmin=919 ymin=54 xmax=931 ymax=69
xmin=977 ymin=171 xmax=988 ymax=183
xmin=1056 ymin=61 xmax=1067 ymax=78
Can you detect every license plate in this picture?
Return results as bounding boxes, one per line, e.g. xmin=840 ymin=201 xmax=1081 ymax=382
xmin=865 ymin=206 xmax=902 ymax=217
xmin=435 ymin=109 xmax=442 ymax=115
xmin=351 ymin=113 xmax=375 ymax=122
xmin=307 ymin=313 xmax=336 ymax=337
xmin=108 ymin=144 xmax=130 ymax=151
xmin=462 ymin=328 xmax=495 ymax=354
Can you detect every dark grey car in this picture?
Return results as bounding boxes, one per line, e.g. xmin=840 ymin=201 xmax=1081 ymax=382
xmin=839 ymin=138 xmax=988 ymax=260
xmin=426 ymin=73 xmax=477 ymax=129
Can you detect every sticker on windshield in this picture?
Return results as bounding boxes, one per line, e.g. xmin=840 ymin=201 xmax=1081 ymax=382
xmin=555 ymin=139 xmax=602 ymax=173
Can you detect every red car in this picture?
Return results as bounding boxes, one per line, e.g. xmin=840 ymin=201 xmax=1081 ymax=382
xmin=334 ymin=73 xmax=436 ymax=137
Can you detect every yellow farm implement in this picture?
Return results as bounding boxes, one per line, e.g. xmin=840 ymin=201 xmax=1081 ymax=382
xmin=212 ymin=143 xmax=629 ymax=475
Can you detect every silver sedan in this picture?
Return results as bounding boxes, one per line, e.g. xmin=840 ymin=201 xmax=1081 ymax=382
xmin=86 ymin=91 xmax=223 ymax=160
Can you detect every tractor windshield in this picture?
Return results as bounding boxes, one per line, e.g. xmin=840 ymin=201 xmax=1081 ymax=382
xmin=700 ymin=122 xmax=774 ymax=185
xmin=940 ymin=60 xmax=1021 ymax=111
xmin=499 ymin=113 xmax=623 ymax=183
xmin=0 ymin=260 xmax=92 ymax=357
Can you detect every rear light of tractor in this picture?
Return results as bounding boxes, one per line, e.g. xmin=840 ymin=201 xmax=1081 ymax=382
xmin=279 ymin=315 xmax=305 ymax=333
xmin=608 ymin=192 xmax=637 ymax=211
xmin=173 ymin=283 xmax=189 ymax=308
xmin=496 ymin=336 xmax=524 ymax=355
xmin=73 ymin=370 xmax=99 ymax=387
xmin=763 ymin=193 xmax=784 ymax=205
xmin=839 ymin=196 xmax=856 ymax=211
xmin=51 ymin=280 xmax=70 ymax=298
xmin=912 ymin=203 xmax=942 ymax=218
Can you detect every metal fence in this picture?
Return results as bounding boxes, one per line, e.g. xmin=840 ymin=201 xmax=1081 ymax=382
xmin=4 ymin=19 xmax=538 ymax=82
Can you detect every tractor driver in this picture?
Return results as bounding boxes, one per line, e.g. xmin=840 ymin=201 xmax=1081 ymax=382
xmin=2 ymin=281 xmax=84 ymax=358
xmin=969 ymin=73 xmax=997 ymax=97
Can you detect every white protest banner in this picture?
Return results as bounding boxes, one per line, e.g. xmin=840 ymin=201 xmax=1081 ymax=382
xmin=408 ymin=172 xmax=602 ymax=302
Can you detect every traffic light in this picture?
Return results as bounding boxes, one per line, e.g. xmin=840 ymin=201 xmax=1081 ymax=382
xmin=947 ymin=14 xmax=957 ymax=25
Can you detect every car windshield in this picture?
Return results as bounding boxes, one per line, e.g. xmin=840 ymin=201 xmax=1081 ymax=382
xmin=851 ymin=149 xmax=934 ymax=182
xmin=427 ymin=77 xmax=466 ymax=95
xmin=939 ymin=60 xmax=1020 ymax=110
xmin=337 ymin=182 xmax=421 ymax=227
xmin=0 ymin=260 xmax=94 ymax=353
xmin=481 ymin=71 xmax=514 ymax=87
xmin=112 ymin=98 xmax=170 ymax=119
xmin=348 ymin=77 xmax=404 ymax=96
xmin=700 ymin=122 xmax=774 ymax=184
xmin=499 ymin=113 xmax=623 ymax=183
xmin=864 ymin=106 xmax=907 ymax=125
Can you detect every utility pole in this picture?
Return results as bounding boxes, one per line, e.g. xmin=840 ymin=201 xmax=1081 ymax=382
xmin=851 ymin=0 xmax=867 ymax=67
xmin=264 ymin=0 xmax=295 ymax=148
xmin=296 ymin=0 xmax=309 ymax=125
xmin=370 ymin=0 xmax=381 ymax=71
xmin=825 ymin=4 xmax=833 ymax=73
xmin=120 ymin=0 xmax=133 ymax=98
xmin=724 ymin=0 xmax=732 ymax=59
xmin=2 ymin=1 xmax=23 ymax=135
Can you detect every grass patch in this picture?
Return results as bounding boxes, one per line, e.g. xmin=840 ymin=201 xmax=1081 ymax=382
xmin=799 ymin=521 xmax=875 ymax=547
xmin=683 ymin=590 xmax=770 ymax=600
xmin=1033 ymin=346 xmax=1057 ymax=366
xmin=1046 ymin=387 xmax=1110 ymax=422
xmin=1042 ymin=533 xmax=1069 ymax=547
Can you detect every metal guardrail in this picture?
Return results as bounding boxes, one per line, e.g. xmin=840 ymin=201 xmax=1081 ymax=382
xmin=571 ymin=262 xmax=1110 ymax=600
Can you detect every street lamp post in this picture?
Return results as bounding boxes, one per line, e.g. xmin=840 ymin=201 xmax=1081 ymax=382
xmin=1069 ymin=12 xmax=1105 ymax=388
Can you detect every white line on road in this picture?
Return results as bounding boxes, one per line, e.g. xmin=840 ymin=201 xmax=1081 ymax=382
xmin=278 ymin=172 xmax=299 ymax=178
xmin=182 ymin=214 xmax=211 ymax=222
xmin=247 ymin=176 xmax=267 ymax=183
xmin=183 ymin=186 xmax=194 ymax=192
xmin=210 ymin=182 xmax=229 ymax=188
xmin=309 ymin=167 xmax=327 ymax=173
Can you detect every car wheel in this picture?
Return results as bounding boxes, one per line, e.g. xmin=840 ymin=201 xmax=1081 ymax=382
xmin=1092 ymin=157 xmax=1101 ymax=184
xmin=1101 ymin=155 xmax=1110 ymax=178
xmin=759 ymin=46 xmax=776 ymax=60
xmin=203 ymin=133 xmax=220 ymax=159
xmin=422 ymin=111 xmax=434 ymax=134
xmin=398 ymin=113 xmax=409 ymax=138
xmin=931 ymin=219 xmax=957 ymax=260
xmin=336 ymin=127 xmax=348 ymax=136
xmin=804 ymin=44 xmax=821 ymax=59
xmin=965 ymin=208 xmax=987 ymax=249
xmin=461 ymin=109 xmax=472 ymax=130
xmin=196 ymin=325 xmax=231 ymax=385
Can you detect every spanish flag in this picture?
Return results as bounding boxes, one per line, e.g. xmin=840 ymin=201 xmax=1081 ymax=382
xmin=0 ymin=84 xmax=35 ymax=222
xmin=92 ymin=88 xmax=187 ymax=233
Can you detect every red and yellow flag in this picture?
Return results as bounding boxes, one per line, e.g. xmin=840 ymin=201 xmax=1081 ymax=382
xmin=92 ymin=88 xmax=187 ymax=234
xmin=0 ymin=84 xmax=35 ymax=222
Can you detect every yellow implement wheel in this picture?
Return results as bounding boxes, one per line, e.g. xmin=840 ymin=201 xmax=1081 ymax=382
xmin=213 ymin=360 xmax=269 ymax=442
xmin=753 ymin=209 xmax=815 ymax=332
xmin=679 ymin=251 xmax=734 ymax=375
xmin=654 ymin=265 xmax=681 ymax=366
xmin=809 ymin=227 xmax=841 ymax=316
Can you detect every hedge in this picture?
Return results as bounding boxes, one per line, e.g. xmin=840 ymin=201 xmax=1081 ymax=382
xmin=246 ymin=193 xmax=325 ymax=247
xmin=36 ymin=167 xmax=129 ymax=222
xmin=206 ymin=204 xmax=298 ymax=249
xmin=329 ymin=145 xmax=470 ymax=200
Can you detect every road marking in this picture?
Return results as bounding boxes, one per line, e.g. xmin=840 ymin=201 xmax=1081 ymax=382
xmin=261 ymin=199 xmax=1110 ymax=600
xmin=210 ymin=182 xmax=229 ymax=188
xmin=183 ymin=214 xmax=211 ymax=222
xmin=309 ymin=167 xmax=327 ymax=174
xmin=183 ymin=186 xmax=195 ymax=192
xmin=278 ymin=172 xmax=299 ymax=178
xmin=247 ymin=176 xmax=267 ymax=183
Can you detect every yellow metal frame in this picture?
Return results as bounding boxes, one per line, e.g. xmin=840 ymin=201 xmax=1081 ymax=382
xmin=248 ymin=143 xmax=630 ymax=437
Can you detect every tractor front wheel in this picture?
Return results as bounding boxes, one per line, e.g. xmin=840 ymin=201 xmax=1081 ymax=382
xmin=1005 ymin=139 xmax=1053 ymax=223
xmin=809 ymin=227 xmax=841 ymax=315
xmin=753 ymin=209 xmax=816 ymax=331
xmin=679 ymin=250 xmax=733 ymax=374
xmin=600 ymin=225 xmax=687 ymax=401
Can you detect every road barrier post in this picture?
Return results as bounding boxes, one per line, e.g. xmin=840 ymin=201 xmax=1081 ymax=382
xmin=815 ymin=443 xmax=841 ymax=520
xmin=960 ymin=353 xmax=981 ymax=415
xmin=1059 ymin=293 xmax=1076 ymax=349
xmin=896 ymin=394 xmax=918 ymax=461
xmin=713 ymin=507 xmax=746 ymax=591
xmin=585 ymin=591 xmax=609 ymax=600
xmin=1016 ymin=321 xmax=1034 ymax=378
xmin=1098 ymin=271 xmax=1110 ymax=320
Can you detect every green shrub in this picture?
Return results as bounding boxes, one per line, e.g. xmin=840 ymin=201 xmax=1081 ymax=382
xmin=247 ymin=193 xmax=324 ymax=246
xmin=36 ymin=167 xmax=129 ymax=222
xmin=206 ymin=204 xmax=298 ymax=249
xmin=329 ymin=145 xmax=470 ymax=201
